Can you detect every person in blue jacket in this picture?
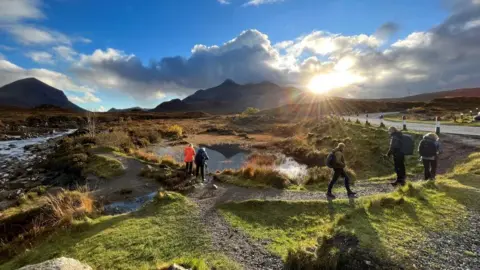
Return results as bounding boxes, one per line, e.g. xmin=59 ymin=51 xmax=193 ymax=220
xmin=195 ymin=147 xmax=210 ymax=182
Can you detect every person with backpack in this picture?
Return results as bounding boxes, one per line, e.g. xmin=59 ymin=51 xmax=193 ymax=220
xmin=326 ymin=143 xmax=356 ymax=199
xmin=386 ymin=126 xmax=407 ymax=186
xmin=195 ymin=147 xmax=210 ymax=182
xmin=184 ymin=144 xmax=196 ymax=176
xmin=418 ymin=133 xmax=441 ymax=180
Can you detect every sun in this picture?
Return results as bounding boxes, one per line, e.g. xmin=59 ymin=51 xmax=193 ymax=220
xmin=308 ymin=71 xmax=366 ymax=94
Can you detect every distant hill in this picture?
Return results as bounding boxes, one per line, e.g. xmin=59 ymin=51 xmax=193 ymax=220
xmin=153 ymin=79 xmax=305 ymax=113
xmin=393 ymin=88 xmax=480 ymax=102
xmin=0 ymin=78 xmax=85 ymax=112
xmin=108 ymin=107 xmax=149 ymax=112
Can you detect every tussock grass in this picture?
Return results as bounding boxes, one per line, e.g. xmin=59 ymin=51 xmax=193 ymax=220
xmin=1 ymin=192 xmax=239 ymax=270
xmin=83 ymin=154 xmax=125 ymax=179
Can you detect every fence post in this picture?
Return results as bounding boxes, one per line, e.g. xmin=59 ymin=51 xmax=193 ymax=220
xmin=366 ymin=114 xmax=369 ymax=125
xmin=435 ymin=116 xmax=440 ymax=135
xmin=402 ymin=115 xmax=407 ymax=131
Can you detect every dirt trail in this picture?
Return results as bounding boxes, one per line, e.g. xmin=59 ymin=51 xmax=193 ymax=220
xmin=87 ymin=153 xmax=160 ymax=202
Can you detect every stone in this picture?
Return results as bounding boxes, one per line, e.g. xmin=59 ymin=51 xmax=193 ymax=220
xmin=167 ymin=264 xmax=189 ymax=270
xmin=18 ymin=257 xmax=92 ymax=270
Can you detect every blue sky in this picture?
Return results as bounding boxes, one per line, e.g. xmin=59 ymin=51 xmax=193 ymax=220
xmin=1 ymin=0 xmax=479 ymax=111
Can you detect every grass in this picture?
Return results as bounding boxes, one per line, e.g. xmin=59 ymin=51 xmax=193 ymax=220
xmin=274 ymin=118 xmax=424 ymax=180
xmin=1 ymin=192 xmax=240 ymax=270
xmin=218 ymin=147 xmax=480 ymax=268
xmin=83 ymin=154 xmax=125 ymax=179
xmin=219 ymin=180 xmax=473 ymax=267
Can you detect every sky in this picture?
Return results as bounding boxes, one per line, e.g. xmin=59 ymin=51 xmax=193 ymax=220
xmin=0 ymin=0 xmax=479 ymax=111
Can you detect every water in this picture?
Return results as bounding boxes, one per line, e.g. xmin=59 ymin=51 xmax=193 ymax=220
xmin=0 ymin=129 xmax=76 ymax=160
xmin=149 ymin=143 xmax=307 ymax=178
xmin=103 ymin=192 xmax=157 ymax=215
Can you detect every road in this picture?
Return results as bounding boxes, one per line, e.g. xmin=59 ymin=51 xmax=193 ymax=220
xmin=351 ymin=113 xmax=480 ymax=138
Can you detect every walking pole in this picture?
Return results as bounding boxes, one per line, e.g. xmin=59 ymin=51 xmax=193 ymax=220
xmin=435 ymin=117 xmax=440 ymax=135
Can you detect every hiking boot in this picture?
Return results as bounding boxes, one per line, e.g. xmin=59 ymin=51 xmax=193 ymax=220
xmin=326 ymin=193 xmax=336 ymax=200
xmin=347 ymin=192 xmax=357 ymax=197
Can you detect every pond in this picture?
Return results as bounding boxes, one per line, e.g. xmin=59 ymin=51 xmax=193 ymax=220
xmin=148 ymin=143 xmax=308 ymax=179
xmin=103 ymin=192 xmax=157 ymax=215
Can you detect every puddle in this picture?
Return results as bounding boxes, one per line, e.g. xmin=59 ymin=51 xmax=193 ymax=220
xmin=148 ymin=143 xmax=308 ymax=179
xmin=103 ymin=192 xmax=157 ymax=215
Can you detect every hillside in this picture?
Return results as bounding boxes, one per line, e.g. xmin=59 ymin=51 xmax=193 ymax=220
xmin=393 ymin=88 xmax=480 ymax=102
xmin=262 ymin=97 xmax=425 ymax=117
xmin=153 ymin=79 xmax=305 ymax=113
xmin=0 ymin=78 xmax=85 ymax=112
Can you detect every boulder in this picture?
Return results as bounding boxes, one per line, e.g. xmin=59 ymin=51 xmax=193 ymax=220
xmin=17 ymin=257 xmax=92 ymax=270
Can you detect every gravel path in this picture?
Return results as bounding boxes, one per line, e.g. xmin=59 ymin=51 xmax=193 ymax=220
xmin=411 ymin=212 xmax=480 ymax=270
xmin=187 ymin=180 xmax=401 ymax=270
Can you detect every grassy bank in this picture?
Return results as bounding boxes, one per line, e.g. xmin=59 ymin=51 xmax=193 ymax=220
xmin=218 ymin=152 xmax=480 ymax=268
xmin=1 ymin=192 xmax=239 ymax=270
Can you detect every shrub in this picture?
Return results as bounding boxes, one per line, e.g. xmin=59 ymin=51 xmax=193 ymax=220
xmin=242 ymin=107 xmax=260 ymax=116
xmin=246 ymin=153 xmax=277 ymax=167
xmin=96 ymin=131 xmax=133 ymax=149
xmin=164 ymin=124 xmax=183 ymax=139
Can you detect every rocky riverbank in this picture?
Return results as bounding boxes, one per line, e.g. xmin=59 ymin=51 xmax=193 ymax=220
xmin=0 ymin=131 xmax=76 ymax=211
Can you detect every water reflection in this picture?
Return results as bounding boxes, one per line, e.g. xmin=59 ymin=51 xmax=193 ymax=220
xmin=149 ymin=143 xmax=308 ymax=179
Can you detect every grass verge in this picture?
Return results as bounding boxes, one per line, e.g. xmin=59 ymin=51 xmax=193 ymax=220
xmin=1 ymin=192 xmax=240 ymax=270
xmin=83 ymin=154 xmax=125 ymax=179
xmin=219 ymin=163 xmax=480 ymax=268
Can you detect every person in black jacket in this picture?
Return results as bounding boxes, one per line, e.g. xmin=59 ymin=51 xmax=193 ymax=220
xmin=195 ymin=147 xmax=209 ymax=182
xmin=386 ymin=126 xmax=406 ymax=186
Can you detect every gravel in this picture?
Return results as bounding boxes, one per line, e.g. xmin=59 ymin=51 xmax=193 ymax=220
xmin=410 ymin=212 xmax=480 ymax=270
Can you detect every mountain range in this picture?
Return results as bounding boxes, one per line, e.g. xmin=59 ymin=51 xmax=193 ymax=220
xmin=0 ymin=77 xmax=479 ymax=114
xmin=152 ymin=79 xmax=305 ymax=113
xmin=0 ymin=78 xmax=85 ymax=112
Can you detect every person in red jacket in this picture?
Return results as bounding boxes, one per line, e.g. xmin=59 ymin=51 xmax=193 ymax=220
xmin=184 ymin=144 xmax=196 ymax=175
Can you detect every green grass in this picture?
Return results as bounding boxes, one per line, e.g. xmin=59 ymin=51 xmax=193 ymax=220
xmin=219 ymin=180 xmax=477 ymax=267
xmin=83 ymin=154 xmax=125 ymax=179
xmin=1 ymin=192 xmax=240 ymax=270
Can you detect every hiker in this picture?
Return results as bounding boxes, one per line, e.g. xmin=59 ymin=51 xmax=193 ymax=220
xmin=326 ymin=143 xmax=356 ymax=199
xmin=418 ymin=133 xmax=441 ymax=180
xmin=184 ymin=143 xmax=195 ymax=175
xmin=195 ymin=147 xmax=209 ymax=182
xmin=386 ymin=126 xmax=406 ymax=186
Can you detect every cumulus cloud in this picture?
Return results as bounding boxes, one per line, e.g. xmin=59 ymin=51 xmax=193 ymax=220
xmin=71 ymin=0 xmax=480 ymax=99
xmin=68 ymin=92 xmax=101 ymax=104
xmin=0 ymin=58 xmax=94 ymax=93
xmin=375 ymin=22 xmax=399 ymax=40
xmin=97 ymin=105 xmax=106 ymax=112
xmin=26 ymin=51 xmax=54 ymax=64
xmin=217 ymin=0 xmax=230 ymax=4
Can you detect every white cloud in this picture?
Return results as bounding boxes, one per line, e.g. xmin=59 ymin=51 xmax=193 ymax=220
xmin=0 ymin=45 xmax=15 ymax=51
xmin=217 ymin=0 xmax=230 ymax=4
xmin=0 ymin=0 xmax=44 ymax=22
xmin=53 ymin=46 xmax=78 ymax=61
xmin=97 ymin=105 xmax=106 ymax=112
xmin=26 ymin=51 xmax=54 ymax=64
xmin=68 ymin=92 xmax=101 ymax=104
xmin=0 ymin=59 xmax=94 ymax=93
xmin=3 ymin=24 xmax=72 ymax=45
xmin=243 ymin=0 xmax=284 ymax=6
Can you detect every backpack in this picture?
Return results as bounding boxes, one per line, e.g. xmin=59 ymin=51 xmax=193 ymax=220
xmin=326 ymin=151 xmax=336 ymax=168
xmin=401 ymin=134 xmax=414 ymax=156
xmin=419 ymin=139 xmax=437 ymax=157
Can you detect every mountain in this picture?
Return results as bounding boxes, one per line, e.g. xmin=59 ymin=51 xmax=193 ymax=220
xmin=153 ymin=79 xmax=305 ymax=113
xmin=0 ymin=78 xmax=85 ymax=112
xmin=108 ymin=107 xmax=148 ymax=112
xmin=393 ymin=88 xmax=480 ymax=102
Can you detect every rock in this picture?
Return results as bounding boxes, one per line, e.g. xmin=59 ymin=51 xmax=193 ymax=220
xmin=8 ymin=144 xmax=16 ymax=148
xmin=167 ymin=264 xmax=189 ymax=270
xmin=18 ymin=257 xmax=92 ymax=270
